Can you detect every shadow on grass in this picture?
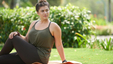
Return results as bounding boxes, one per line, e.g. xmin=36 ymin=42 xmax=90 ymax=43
xmin=110 ymin=62 xmax=113 ymax=64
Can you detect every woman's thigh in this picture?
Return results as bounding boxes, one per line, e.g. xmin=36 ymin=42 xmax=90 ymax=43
xmin=11 ymin=36 xmax=42 ymax=64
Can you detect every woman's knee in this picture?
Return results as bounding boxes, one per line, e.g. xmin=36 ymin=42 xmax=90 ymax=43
xmin=8 ymin=35 xmax=19 ymax=40
xmin=12 ymin=35 xmax=20 ymax=40
xmin=11 ymin=35 xmax=26 ymax=43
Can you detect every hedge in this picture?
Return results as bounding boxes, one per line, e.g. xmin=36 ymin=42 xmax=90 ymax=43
xmin=0 ymin=4 xmax=93 ymax=48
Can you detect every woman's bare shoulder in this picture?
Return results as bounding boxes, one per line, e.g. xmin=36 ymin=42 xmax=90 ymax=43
xmin=51 ymin=22 xmax=61 ymax=31
xmin=51 ymin=22 xmax=60 ymax=28
xmin=29 ymin=21 xmax=37 ymax=28
xmin=31 ymin=21 xmax=37 ymax=25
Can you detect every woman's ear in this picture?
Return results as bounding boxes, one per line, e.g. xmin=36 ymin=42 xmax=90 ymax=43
xmin=37 ymin=12 xmax=39 ymax=15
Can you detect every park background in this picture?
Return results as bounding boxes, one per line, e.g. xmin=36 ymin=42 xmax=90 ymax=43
xmin=0 ymin=0 xmax=113 ymax=64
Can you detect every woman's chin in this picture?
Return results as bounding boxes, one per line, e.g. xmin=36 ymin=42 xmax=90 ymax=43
xmin=43 ymin=17 xmax=48 ymax=20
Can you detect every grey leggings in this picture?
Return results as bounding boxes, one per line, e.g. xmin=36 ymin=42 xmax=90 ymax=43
xmin=0 ymin=35 xmax=42 ymax=64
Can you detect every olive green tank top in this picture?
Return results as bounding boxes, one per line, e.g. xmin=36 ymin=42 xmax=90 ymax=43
xmin=28 ymin=21 xmax=54 ymax=64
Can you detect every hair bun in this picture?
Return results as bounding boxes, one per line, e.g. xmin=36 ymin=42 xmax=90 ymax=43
xmin=38 ymin=0 xmax=47 ymax=3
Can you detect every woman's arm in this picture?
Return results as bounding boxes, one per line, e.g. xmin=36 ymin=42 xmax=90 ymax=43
xmin=19 ymin=21 xmax=37 ymax=42
xmin=52 ymin=23 xmax=66 ymax=62
xmin=9 ymin=21 xmax=36 ymax=42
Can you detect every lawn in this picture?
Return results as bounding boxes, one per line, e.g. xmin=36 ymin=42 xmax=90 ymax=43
xmin=50 ymin=48 xmax=113 ymax=64
xmin=0 ymin=46 xmax=113 ymax=64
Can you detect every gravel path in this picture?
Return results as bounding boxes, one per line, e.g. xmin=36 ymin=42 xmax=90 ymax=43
xmin=91 ymin=35 xmax=113 ymax=40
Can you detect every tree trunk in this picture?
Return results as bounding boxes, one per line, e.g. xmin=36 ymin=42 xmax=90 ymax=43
xmin=10 ymin=0 xmax=16 ymax=9
xmin=108 ymin=0 xmax=112 ymax=22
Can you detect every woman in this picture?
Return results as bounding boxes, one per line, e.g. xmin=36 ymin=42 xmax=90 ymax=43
xmin=0 ymin=0 xmax=67 ymax=64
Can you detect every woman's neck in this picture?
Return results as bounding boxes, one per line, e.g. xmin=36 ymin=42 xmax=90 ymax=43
xmin=40 ymin=19 xmax=49 ymax=23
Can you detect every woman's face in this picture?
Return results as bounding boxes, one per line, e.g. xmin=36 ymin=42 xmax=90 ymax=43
xmin=37 ymin=6 xmax=50 ymax=20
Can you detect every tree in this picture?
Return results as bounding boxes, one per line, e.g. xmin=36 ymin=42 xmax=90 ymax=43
xmin=10 ymin=0 xmax=16 ymax=9
xmin=29 ymin=0 xmax=37 ymax=6
xmin=108 ymin=0 xmax=112 ymax=22
xmin=47 ymin=0 xmax=63 ymax=6
xmin=1 ymin=0 xmax=19 ymax=9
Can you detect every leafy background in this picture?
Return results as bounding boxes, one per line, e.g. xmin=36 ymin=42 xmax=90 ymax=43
xmin=0 ymin=4 xmax=93 ymax=48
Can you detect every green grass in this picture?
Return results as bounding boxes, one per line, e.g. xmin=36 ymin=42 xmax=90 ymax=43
xmin=0 ymin=46 xmax=113 ymax=64
xmin=50 ymin=48 xmax=113 ymax=64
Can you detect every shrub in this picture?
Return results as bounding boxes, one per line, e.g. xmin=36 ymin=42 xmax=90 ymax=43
xmin=0 ymin=4 xmax=93 ymax=48
xmin=87 ymin=36 xmax=113 ymax=51
xmin=94 ymin=29 xmax=112 ymax=35
xmin=75 ymin=33 xmax=88 ymax=48
xmin=100 ymin=38 xmax=113 ymax=51
xmin=50 ymin=4 xmax=93 ymax=47
xmin=0 ymin=7 xmax=38 ymax=43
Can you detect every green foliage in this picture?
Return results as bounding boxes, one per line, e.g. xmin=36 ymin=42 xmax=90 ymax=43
xmin=20 ymin=1 xmax=33 ymax=7
xmin=88 ymin=37 xmax=113 ymax=51
xmin=75 ymin=33 xmax=88 ymax=48
xmin=89 ymin=39 xmax=102 ymax=49
xmin=93 ymin=18 xmax=107 ymax=26
xmin=50 ymin=4 xmax=93 ymax=47
xmin=0 ymin=4 xmax=93 ymax=48
xmin=95 ymin=29 xmax=112 ymax=35
xmin=65 ymin=0 xmax=113 ymax=21
xmin=0 ymin=7 xmax=4 ymax=11
xmin=91 ymin=15 xmax=113 ymax=35
xmin=0 ymin=7 xmax=38 ymax=43
xmin=48 ymin=0 xmax=63 ymax=6
xmin=100 ymin=38 xmax=113 ymax=51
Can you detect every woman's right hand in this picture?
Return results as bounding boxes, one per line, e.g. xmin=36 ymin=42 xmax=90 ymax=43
xmin=9 ymin=32 xmax=18 ymax=39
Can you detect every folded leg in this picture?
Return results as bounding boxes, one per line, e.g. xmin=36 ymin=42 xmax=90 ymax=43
xmin=0 ymin=52 xmax=25 ymax=64
xmin=0 ymin=36 xmax=42 ymax=64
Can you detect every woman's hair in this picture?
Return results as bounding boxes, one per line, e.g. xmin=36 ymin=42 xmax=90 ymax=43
xmin=35 ymin=0 xmax=50 ymax=12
